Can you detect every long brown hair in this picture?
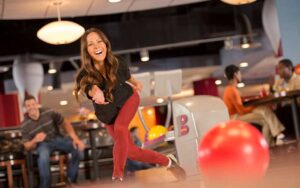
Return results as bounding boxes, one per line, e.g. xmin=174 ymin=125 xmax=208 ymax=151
xmin=74 ymin=28 xmax=118 ymax=101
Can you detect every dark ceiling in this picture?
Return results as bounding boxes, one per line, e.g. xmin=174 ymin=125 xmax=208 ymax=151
xmin=0 ymin=0 xmax=264 ymax=80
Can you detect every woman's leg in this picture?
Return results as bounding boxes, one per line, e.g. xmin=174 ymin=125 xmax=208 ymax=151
xmin=107 ymin=90 xmax=141 ymax=178
xmin=105 ymin=125 xmax=119 ymax=178
xmin=106 ymin=90 xmax=184 ymax=179
xmin=126 ymin=132 xmax=169 ymax=166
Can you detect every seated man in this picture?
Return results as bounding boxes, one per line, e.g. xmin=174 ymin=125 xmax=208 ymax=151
xmin=274 ymin=59 xmax=300 ymax=138
xmin=21 ymin=95 xmax=85 ymax=188
xmin=275 ymin=58 xmax=300 ymax=92
xmin=223 ymin=65 xmax=285 ymax=146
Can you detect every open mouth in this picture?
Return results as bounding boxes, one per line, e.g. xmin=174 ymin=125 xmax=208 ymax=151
xmin=95 ymin=50 xmax=102 ymax=55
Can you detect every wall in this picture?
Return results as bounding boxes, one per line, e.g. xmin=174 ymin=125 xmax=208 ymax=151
xmin=276 ymin=0 xmax=300 ymax=64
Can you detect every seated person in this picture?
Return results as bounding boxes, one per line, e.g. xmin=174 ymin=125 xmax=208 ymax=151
xmin=275 ymin=58 xmax=300 ymax=92
xmin=223 ymin=65 xmax=285 ymax=146
xmin=273 ymin=59 xmax=300 ymax=138
xmin=126 ymin=127 xmax=153 ymax=175
xmin=21 ymin=95 xmax=85 ymax=188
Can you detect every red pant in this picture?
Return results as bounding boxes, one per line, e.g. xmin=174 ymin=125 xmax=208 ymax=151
xmin=106 ymin=90 xmax=169 ymax=178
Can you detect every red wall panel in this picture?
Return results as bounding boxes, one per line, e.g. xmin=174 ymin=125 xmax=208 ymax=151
xmin=0 ymin=93 xmax=20 ymax=127
xmin=193 ymin=78 xmax=219 ymax=97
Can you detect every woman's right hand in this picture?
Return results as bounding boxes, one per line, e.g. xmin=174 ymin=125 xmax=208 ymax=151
xmin=91 ymin=85 xmax=108 ymax=105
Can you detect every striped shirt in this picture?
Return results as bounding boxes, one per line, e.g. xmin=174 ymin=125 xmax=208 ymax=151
xmin=21 ymin=107 xmax=64 ymax=142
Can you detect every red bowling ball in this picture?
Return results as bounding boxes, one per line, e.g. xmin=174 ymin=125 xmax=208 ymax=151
xmin=197 ymin=120 xmax=269 ymax=184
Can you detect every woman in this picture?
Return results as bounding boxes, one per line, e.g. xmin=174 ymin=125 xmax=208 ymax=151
xmin=74 ymin=28 xmax=185 ymax=182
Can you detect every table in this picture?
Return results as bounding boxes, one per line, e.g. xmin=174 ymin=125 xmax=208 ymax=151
xmin=82 ymin=123 xmax=101 ymax=181
xmin=82 ymin=123 xmax=113 ymax=181
xmin=244 ymin=90 xmax=300 ymax=140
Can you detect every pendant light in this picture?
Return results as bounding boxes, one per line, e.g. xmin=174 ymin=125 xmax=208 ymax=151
xmin=221 ymin=0 xmax=256 ymax=5
xmin=37 ymin=1 xmax=85 ymax=45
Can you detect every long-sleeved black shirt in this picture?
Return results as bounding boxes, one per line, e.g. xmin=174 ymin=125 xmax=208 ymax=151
xmin=77 ymin=58 xmax=133 ymax=124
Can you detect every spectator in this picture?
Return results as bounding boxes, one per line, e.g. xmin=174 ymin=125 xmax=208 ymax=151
xmin=21 ymin=95 xmax=85 ymax=188
xmin=223 ymin=64 xmax=285 ymax=146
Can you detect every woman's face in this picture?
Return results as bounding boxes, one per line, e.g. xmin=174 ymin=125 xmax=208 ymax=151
xmin=86 ymin=32 xmax=107 ymax=64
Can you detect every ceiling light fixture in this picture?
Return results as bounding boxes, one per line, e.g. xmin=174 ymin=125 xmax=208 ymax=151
xmin=240 ymin=36 xmax=251 ymax=49
xmin=239 ymin=62 xmax=249 ymax=68
xmin=37 ymin=1 xmax=85 ymax=45
xmin=48 ymin=62 xmax=57 ymax=74
xmin=108 ymin=0 xmax=122 ymax=3
xmin=221 ymin=0 xmax=256 ymax=5
xmin=140 ymin=49 xmax=150 ymax=62
xmin=0 ymin=66 xmax=9 ymax=73
xmin=241 ymin=41 xmax=262 ymax=49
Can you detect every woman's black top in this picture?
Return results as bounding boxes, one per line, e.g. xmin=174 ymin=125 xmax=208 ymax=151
xmin=77 ymin=59 xmax=133 ymax=124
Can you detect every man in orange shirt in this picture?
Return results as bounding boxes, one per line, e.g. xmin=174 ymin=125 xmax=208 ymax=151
xmin=223 ymin=64 xmax=285 ymax=146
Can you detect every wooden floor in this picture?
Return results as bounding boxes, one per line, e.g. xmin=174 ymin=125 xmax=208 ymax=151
xmin=69 ymin=141 xmax=300 ymax=188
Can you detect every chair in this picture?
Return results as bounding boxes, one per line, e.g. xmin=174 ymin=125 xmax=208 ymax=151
xmin=26 ymin=151 xmax=68 ymax=188
xmin=0 ymin=151 xmax=29 ymax=188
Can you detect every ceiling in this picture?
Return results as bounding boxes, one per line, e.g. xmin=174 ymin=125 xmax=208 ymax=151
xmin=1 ymin=0 xmax=208 ymax=20
xmin=0 ymin=0 xmax=264 ymax=59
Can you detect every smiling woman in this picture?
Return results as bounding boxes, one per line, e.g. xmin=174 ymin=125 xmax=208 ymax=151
xmin=75 ymin=27 xmax=186 ymax=182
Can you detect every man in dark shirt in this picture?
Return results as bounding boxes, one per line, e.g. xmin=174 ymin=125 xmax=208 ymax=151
xmin=21 ymin=95 xmax=85 ymax=188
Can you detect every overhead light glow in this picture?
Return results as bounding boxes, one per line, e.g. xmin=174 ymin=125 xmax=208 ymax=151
xmin=156 ymin=98 xmax=164 ymax=104
xmin=60 ymin=100 xmax=68 ymax=106
xmin=48 ymin=69 xmax=57 ymax=74
xmin=240 ymin=36 xmax=251 ymax=49
xmin=241 ymin=43 xmax=250 ymax=49
xmin=147 ymin=109 xmax=154 ymax=116
xmin=215 ymin=80 xmax=222 ymax=85
xmin=0 ymin=66 xmax=9 ymax=73
xmin=237 ymin=83 xmax=245 ymax=88
xmin=221 ymin=0 xmax=256 ymax=5
xmin=140 ymin=49 xmax=150 ymax=62
xmin=186 ymin=102 xmax=193 ymax=106
xmin=240 ymin=62 xmax=249 ymax=68
xmin=47 ymin=86 xmax=53 ymax=91
xmin=108 ymin=0 xmax=122 ymax=2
